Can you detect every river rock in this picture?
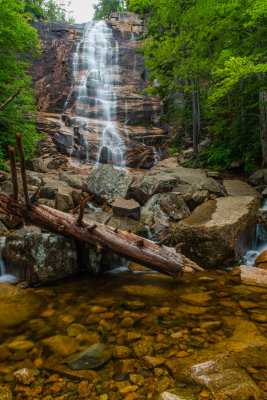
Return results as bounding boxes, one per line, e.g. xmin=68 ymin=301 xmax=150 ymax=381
xmin=160 ymin=393 xmax=185 ymax=400
xmin=0 ymin=386 xmax=13 ymax=400
xmin=55 ymin=189 xmax=74 ymax=212
xmin=13 ymin=368 xmax=35 ymax=385
xmin=3 ymin=226 xmax=78 ymax=284
xmin=130 ymin=173 xmax=178 ymax=204
xmin=26 ymin=171 xmax=44 ymax=187
xmin=254 ymin=250 xmax=267 ymax=267
xmin=1 ymin=181 xmax=13 ymax=196
xmin=151 ymin=160 xmax=207 ymax=185
xmin=238 ymin=265 xmax=267 ymax=287
xmin=68 ymin=343 xmax=111 ymax=369
xmin=43 ymin=335 xmax=78 ymax=357
xmin=112 ymin=197 xmax=141 ymax=220
xmin=141 ymin=192 xmax=190 ymax=227
xmin=201 ymin=178 xmax=227 ymax=197
xmin=248 ymin=169 xmax=267 ymax=186
xmin=0 ymin=171 xmax=7 ymax=183
xmin=25 ymin=158 xmax=48 ymax=173
xmin=223 ymin=179 xmax=260 ymax=197
xmin=174 ymin=196 xmax=260 ymax=268
xmin=82 ymin=165 xmax=132 ymax=204
xmin=59 ymin=171 xmax=83 ymax=189
xmin=108 ymin=215 xmax=148 ymax=236
xmin=0 ymin=221 xmax=9 ymax=236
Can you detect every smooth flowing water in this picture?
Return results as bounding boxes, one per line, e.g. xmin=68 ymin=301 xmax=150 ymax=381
xmin=0 ymin=237 xmax=17 ymax=283
xmin=0 ymin=269 xmax=266 ymax=399
xmin=243 ymin=200 xmax=267 ymax=266
xmin=63 ymin=21 xmax=125 ymax=167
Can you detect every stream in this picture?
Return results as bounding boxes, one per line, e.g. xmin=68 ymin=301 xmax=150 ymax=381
xmin=0 ymin=268 xmax=266 ymax=399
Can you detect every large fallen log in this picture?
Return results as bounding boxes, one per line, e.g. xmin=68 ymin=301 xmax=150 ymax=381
xmin=0 ymin=192 xmax=201 ymax=277
xmin=0 ymin=135 xmax=202 ymax=278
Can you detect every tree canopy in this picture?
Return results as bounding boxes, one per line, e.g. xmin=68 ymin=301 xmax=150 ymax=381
xmin=129 ymin=0 xmax=267 ymax=171
xmin=24 ymin=0 xmax=75 ymax=22
xmin=0 ymin=0 xmax=40 ymax=169
xmin=93 ymin=0 xmax=128 ymax=20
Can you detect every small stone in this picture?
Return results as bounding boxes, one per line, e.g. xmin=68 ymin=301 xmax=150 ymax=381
xmin=100 ymin=395 xmax=108 ymax=400
xmin=255 ymin=250 xmax=267 ymax=266
xmin=156 ymin=376 xmax=172 ymax=392
xmin=8 ymin=339 xmax=34 ymax=352
xmin=238 ymin=301 xmax=257 ymax=309
xmin=68 ymin=343 xmax=111 ymax=369
xmin=132 ymin=340 xmax=154 ymax=358
xmin=0 ymin=386 xmax=13 ymax=400
xmin=126 ymin=332 xmax=142 ymax=342
xmin=179 ymin=292 xmax=212 ymax=306
xmin=175 ymin=351 xmax=190 ymax=358
xmin=129 ymin=374 xmax=144 ymax=387
xmin=112 ymin=197 xmax=141 ymax=220
xmin=119 ymin=385 xmax=139 ymax=395
xmin=121 ymin=317 xmax=134 ymax=328
xmin=143 ymin=356 xmax=165 ymax=368
xmin=113 ymin=346 xmax=132 ymax=359
xmin=160 ymin=392 xmax=185 ymax=400
xmin=42 ymin=335 xmax=78 ymax=357
xmin=77 ymin=381 xmax=92 ymax=398
xmin=200 ymin=321 xmax=222 ymax=330
xmin=13 ymin=368 xmax=35 ymax=385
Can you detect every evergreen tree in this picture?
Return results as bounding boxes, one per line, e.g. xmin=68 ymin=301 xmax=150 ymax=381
xmin=0 ymin=0 xmax=40 ymax=169
xmin=93 ymin=0 xmax=127 ymax=20
xmin=129 ymin=0 xmax=267 ymax=171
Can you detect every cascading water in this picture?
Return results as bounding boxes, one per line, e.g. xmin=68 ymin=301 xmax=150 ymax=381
xmin=243 ymin=200 xmax=267 ymax=265
xmin=0 ymin=237 xmax=17 ymax=283
xmin=62 ymin=21 xmax=125 ymax=167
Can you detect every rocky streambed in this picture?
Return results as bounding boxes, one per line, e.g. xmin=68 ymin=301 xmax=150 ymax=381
xmin=0 ymin=268 xmax=266 ymax=400
xmin=0 ymin=155 xmax=267 ymax=399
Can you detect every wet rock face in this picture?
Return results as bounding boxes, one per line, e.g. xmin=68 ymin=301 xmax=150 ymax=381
xmin=30 ymin=15 xmax=165 ymax=168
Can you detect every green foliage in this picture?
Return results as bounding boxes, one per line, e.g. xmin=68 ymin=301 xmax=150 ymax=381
xmin=23 ymin=0 xmax=75 ymax=22
xmin=93 ymin=0 xmax=128 ymax=20
xmin=0 ymin=0 xmax=40 ymax=167
xmin=129 ymin=0 xmax=267 ymax=171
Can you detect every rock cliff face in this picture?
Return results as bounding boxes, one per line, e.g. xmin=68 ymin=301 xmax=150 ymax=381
xmin=30 ymin=13 xmax=166 ymax=168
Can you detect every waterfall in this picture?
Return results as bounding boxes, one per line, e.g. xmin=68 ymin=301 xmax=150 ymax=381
xmin=62 ymin=21 xmax=125 ymax=167
xmin=0 ymin=237 xmax=17 ymax=283
xmin=243 ymin=200 xmax=267 ymax=265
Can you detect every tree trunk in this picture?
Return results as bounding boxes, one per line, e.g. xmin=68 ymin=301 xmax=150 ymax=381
xmin=0 ymin=193 xmax=201 ymax=278
xmin=192 ymin=82 xmax=198 ymax=158
xmin=259 ymin=86 xmax=267 ymax=166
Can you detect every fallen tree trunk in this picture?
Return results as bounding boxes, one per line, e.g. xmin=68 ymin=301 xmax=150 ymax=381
xmin=0 ymin=192 xmax=202 ymax=278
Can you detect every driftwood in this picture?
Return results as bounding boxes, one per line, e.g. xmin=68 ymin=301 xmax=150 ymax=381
xmin=0 ymin=89 xmax=22 ymax=112
xmin=0 ymin=135 xmax=202 ymax=278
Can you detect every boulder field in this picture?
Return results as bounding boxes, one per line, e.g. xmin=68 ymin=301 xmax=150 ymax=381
xmin=0 ymin=155 xmax=266 ymax=284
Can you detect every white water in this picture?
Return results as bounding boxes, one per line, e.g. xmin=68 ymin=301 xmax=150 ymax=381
xmin=63 ymin=21 xmax=125 ymax=167
xmin=0 ymin=237 xmax=17 ymax=283
xmin=243 ymin=200 xmax=267 ymax=265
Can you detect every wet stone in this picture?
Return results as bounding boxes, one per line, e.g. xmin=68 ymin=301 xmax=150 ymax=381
xmin=13 ymin=369 xmax=35 ymax=385
xmin=113 ymin=345 xmax=132 ymax=359
xmin=68 ymin=343 xmax=111 ymax=370
xmin=0 ymin=386 xmax=13 ymax=400
xmin=132 ymin=340 xmax=154 ymax=358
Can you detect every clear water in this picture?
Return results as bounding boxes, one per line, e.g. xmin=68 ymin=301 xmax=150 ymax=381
xmin=0 ymin=269 xmax=266 ymax=399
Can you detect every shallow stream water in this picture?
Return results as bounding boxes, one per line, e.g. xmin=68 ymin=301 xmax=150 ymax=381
xmin=0 ymin=268 xmax=266 ymax=399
